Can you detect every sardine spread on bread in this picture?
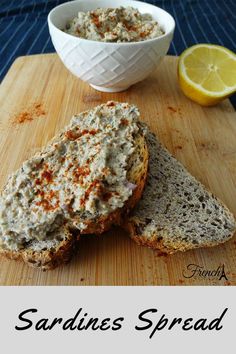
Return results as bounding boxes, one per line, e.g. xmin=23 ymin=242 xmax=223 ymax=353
xmin=124 ymin=129 xmax=236 ymax=254
xmin=0 ymin=225 xmax=76 ymax=270
xmin=0 ymin=102 xmax=148 ymax=268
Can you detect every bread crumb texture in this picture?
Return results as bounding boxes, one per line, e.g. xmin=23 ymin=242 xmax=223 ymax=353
xmin=125 ymin=128 xmax=236 ymax=253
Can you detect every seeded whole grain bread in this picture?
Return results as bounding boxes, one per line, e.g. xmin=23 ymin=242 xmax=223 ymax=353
xmin=124 ymin=129 xmax=236 ymax=254
xmin=0 ymin=225 xmax=77 ymax=270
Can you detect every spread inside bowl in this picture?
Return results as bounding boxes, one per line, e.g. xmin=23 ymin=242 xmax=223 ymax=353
xmin=64 ymin=6 xmax=164 ymax=42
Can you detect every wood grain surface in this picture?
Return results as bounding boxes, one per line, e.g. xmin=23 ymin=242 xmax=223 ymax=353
xmin=0 ymin=54 xmax=235 ymax=286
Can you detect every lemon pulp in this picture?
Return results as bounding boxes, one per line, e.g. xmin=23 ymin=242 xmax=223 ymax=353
xmin=178 ymin=44 xmax=236 ymax=106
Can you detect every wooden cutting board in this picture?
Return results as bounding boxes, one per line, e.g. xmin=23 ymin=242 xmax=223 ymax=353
xmin=0 ymin=53 xmax=235 ymax=286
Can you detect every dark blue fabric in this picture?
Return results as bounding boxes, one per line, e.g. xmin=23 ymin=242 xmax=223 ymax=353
xmin=0 ymin=0 xmax=235 ymax=105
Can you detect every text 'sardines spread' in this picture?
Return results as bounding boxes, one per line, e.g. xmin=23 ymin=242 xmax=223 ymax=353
xmin=65 ymin=6 xmax=164 ymax=42
xmin=0 ymin=102 xmax=141 ymax=251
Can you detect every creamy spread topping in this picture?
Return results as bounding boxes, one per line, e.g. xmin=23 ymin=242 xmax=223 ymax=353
xmin=0 ymin=102 xmax=141 ymax=250
xmin=65 ymin=6 xmax=164 ymax=42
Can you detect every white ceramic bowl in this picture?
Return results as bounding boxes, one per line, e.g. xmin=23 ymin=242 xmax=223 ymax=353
xmin=48 ymin=0 xmax=175 ymax=92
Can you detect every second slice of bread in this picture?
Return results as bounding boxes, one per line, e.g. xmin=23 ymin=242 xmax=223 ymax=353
xmin=124 ymin=130 xmax=236 ymax=254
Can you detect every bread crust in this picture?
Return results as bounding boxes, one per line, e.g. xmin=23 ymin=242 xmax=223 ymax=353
xmin=0 ymin=226 xmax=77 ymax=271
xmin=125 ymin=219 xmax=236 ymax=254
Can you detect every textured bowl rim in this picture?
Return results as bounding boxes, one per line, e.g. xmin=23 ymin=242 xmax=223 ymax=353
xmin=48 ymin=0 xmax=175 ymax=46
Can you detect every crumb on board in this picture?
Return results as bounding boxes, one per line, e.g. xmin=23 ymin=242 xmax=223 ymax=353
xmin=167 ymin=106 xmax=177 ymax=113
xmin=12 ymin=102 xmax=46 ymax=125
xmin=167 ymin=106 xmax=182 ymax=115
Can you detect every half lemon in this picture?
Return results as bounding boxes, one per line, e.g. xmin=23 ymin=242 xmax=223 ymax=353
xmin=178 ymin=44 xmax=236 ymax=106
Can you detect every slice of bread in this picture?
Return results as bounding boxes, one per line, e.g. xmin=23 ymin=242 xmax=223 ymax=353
xmin=0 ymin=225 xmax=77 ymax=271
xmin=124 ymin=129 xmax=236 ymax=254
xmin=0 ymin=102 xmax=148 ymax=270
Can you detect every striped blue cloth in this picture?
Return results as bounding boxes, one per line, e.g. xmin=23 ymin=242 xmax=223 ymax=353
xmin=0 ymin=0 xmax=236 ymax=105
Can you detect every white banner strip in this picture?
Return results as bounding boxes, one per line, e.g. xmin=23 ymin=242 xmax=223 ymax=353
xmin=0 ymin=286 xmax=235 ymax=353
